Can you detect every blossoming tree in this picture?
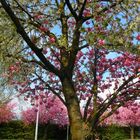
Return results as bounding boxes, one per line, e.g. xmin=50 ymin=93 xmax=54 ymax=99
xmin=22 ymin=95 xmax=68 ymax=126
xmin=104 ymin=101 xmax=140 ymax=139
xmin=0 ymin=0 xmax=140 ymax=139
xmin=0 ymin=103 xmax=15 ymax=124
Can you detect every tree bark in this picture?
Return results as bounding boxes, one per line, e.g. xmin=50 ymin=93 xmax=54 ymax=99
xmin=130 ymin=126 xmax=134 ymax=140
xmin=62 ymin=78 xmax=92 ymax=140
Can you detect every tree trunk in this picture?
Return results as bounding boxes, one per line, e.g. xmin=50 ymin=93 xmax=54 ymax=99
xmin=62 ymin=78 xmax=92 ymax=140
xmin=130 ymin=126 xmax=134 ymax=140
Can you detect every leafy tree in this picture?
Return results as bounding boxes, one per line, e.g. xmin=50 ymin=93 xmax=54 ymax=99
xmin=0 ymin=120 xmax=35 ymax=139
xmin=0 ymin=9 xmax=19 ymax=105
xmin=0 ymin=0 xmax=140 ymax=140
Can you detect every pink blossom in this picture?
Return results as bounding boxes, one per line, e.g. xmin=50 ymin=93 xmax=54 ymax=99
xmin=136 ymin=34 xmax=140 ymax=41
xmin=39 ymin=26 xmax=48 ymax=32
xmin=68 ymin=18 xmax=76 ymax=25
xmin=21 ymin=96 xmax=68 ymax=126
xmin=77 ymin=51 xmax=83 ymax=59
xmin=83 ymin=9 xmax=91 ymax=17
xmin=104 ymin=102 xmax=140 ymax=126
xmin=34 ymin=14 xmax=43 ymax=20
xmin=86 ymin=27 xmax=92 ymax=32
xmin=49 ymin=37 xmax=55 ymax=43
xmin=43 ymin=20 xmax=48 ymax=24
xmin=87 ymin=0 xmax=92 ymax=3
xmin=96 ymin=75 xmax=102 ymax=81
xmin=0 ymin=103 xmax=16 ymax=124
xmin=124 ymin=59 xmax=131 ymax=66
xmin=98 ymin=39 xmax=105 ymax=46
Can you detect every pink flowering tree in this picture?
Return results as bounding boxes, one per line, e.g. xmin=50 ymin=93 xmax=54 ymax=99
xmin=0 ymin=103 xmax=16 ymax=124
xmin=1 ymin=0 xmax=140 ymax=139
xmin=22 ymin=95 xmax=68 ymax=126
xmin=104 ymin=101 xmax=140 ymax=139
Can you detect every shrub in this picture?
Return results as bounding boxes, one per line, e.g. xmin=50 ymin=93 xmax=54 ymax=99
xmin=99 ymin=125 xmax=129 ymax=140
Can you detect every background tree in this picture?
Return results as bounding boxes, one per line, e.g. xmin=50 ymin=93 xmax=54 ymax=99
xmin=22 ymin=95 xmax=68 ymax=140
xmin=0 ymin=0 xmax=140 ymax=140
xmin=104 ymin=101 xmax=140 ymax=139
xmin=21 ymin=95 xmax=68 ymax=126
xmin=0 ymin=102 xmax=16 ymax=124
xmin=0 ymin=8 xmax=20 ymax=106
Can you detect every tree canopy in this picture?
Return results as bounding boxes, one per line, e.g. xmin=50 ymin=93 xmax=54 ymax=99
xmin=0 ymin=0 xmax=140 ymax=140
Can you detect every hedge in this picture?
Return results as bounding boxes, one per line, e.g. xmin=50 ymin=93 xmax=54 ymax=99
xmin=0 ymin=121 xmax=140 ymax=140
xmin=0 ymin=121 xmax=67 ymax=140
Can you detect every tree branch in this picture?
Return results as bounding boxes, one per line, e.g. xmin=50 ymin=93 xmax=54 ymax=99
xmin=99 ymin=90 xmax=140 ymax=123
xmin=96 ymin=75 xmax=136 ymax=118
xmin=0 ymin=0 xmax=61 ymax=77
xmin=84 ymin=96 xmax=92 ymax=121
xmin=65 ymin=0 xmax=78 ymax=20
xmin=13 ymin=0 xmax=33 ymax=19
xmin=87 ymin=74 xmax=136 ymax=127
xmin=83 ymin=0 xmax=124 ymax=22
xmin=79 ymin=0 xmax=87 ymax=18
xmin=35 ymin=73 xmax=66 ymax=106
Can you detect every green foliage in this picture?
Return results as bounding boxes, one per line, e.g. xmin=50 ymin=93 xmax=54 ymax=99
xmin=0 ymin=121 xmax=67 ymax=140
xmin=44 ymin=124 xmax=67 ymax=140
xmin=99 ymin=125 xmax=129 ymax=140
xmin=0 ymin=8 xmax=30 ymax=86
xmin=0 ymin=121 xmax=140 ymax=140
xmin=0 ymin=8 xmax=22 ymax=64
xmin=135 ymin=127 xmax=140 ymax=139
xmin=0 ymin=120 xmax=35 ymax=139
